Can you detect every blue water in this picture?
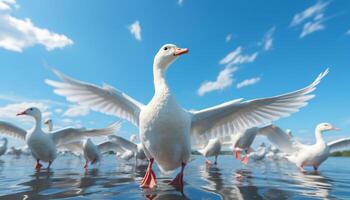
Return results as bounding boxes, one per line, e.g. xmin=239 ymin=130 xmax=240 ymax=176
xmin=0 ymin=154 xmax=349 ymax=199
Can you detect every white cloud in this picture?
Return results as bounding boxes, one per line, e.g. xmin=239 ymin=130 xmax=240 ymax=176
xmin=63 ymin=105 xmax=90 ymax=117
xmin=290 ymin=1 xmax=329 ymax=38
xmin=225 ymin=34 xmax=232 ymax=42
xmin=128 ymin=20 xmax=141 ymax=41
xmin=290 ymin=1 xmax=329 ymax=27
xmin=346 ymin=29 xmax=350 ymax=35
xmin=0 ymin=0 xmax=73 ymax=52
xmin=300 ymin=19 xmax=325 ymax=38
xmin=197 ymin=66 xmax=238 ymax=96
xmin=177 ymin=0 xmax=183 ymax=6
xmin=236 ymin=77 xmax=261 ymax=89
xmin=219 ymin=46 xmax=258 ymax=66
xmin=0 ymin=102 xmax=52 ymax=122
xmin=260 ymin=27 xmax=275 ymax=51
xmin=55 ymin=108 xmax=62 ymax=113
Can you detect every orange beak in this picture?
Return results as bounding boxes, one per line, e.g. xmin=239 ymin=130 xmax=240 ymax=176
xmin=173 ymin=48 xmax=189 ymax=56
xmin=16 ymin=111 xmax=26 ymax=116
xmin=331 ymin=127 xmax=340 ymax=131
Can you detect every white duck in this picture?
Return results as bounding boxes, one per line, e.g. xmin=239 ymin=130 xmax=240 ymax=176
xmin=0 ymin=138 xmax=8 ymax=157
xmin=197 ymin=138 xmax=221 ymax=165
xmin=108 ymin=135 xmax=146 ymax=163
xmin=44 ymin=119 xmax=124 ymax=169
xmin=7 ymin=146 xmax=23 ymax=156
xmin=247 ymin=143 xmax=267 ymax=161
xmin=230 ymin=125 xmax=276 ymax=165
xmin=129 ymin=134 xmax=139 ymax=143
xmin=260 ymin=123 xmax=348 ymax=172
xmin=46 ymin=44 xmax=328 ymax=188
xmin=0 ymin=107 xmax=120 ymax=171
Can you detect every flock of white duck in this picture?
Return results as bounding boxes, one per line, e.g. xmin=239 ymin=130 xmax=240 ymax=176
xmin=0 ymin=44 xmax=349 ymax=188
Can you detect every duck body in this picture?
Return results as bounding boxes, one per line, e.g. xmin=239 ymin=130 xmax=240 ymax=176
xmin=289 ymin=142 xmax=330 ymax=168
xmin=26 ymin=128 xmax=57 ymax=163
xmin=83 ymin=139 xmax=101 ymax=164
xmin=232 ymin=128 xmax=257 ymax=151
xmin=140 ymin=88 xmax=191 ymax=171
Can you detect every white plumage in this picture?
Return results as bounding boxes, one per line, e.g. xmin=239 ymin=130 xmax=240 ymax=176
xmin=260 ymin=123 xmax=344 ymax=171
xmin=46 ymin=44 xmax=328 ymax=187
xmin=0 ymin=107 xmax=120 ymax=170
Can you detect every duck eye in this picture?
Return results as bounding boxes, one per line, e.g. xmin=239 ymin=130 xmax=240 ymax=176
xmin=30 ymin=108 xmax=33 ymax=111
xmin=163 ymin=47 xmax=168 ymax=51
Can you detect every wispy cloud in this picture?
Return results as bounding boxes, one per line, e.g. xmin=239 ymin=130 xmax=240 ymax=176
xmin=346 ymin=29 xmax=350 ymax=35
xmin=197 ymin=66 xmax=238 ymax=96
xmin=0 ymin=0 xmax=73 ymax=52
xmin=300 ymin=17 xmax=325 ymax=38
xmin=225 ymin=34 xmax=232 ymax=42
xmin=63 ymin=104 xmax=90 ymax=117
xmin=198 ymin=46 xmax=258 ymax=96
xmin=177 ymin=0 xmax=184 ymax=6
xmin=0 ymin=102 xmax=52 ymax=123
xmin=128 ymin=20 xmax=142 ymax=41
xmin=260 ymin=27 xmax=275 ymax=51
xmin=290 ymin=1 xmax=330 ymax=38
xmin=236 ymin=77 xmax=261 ymax=89
xmin=219 ymin=46 xmax=258 ymax=66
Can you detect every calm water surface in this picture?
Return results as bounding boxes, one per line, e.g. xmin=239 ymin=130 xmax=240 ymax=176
xmin=0 ymin=154 xmax=349 ymax=200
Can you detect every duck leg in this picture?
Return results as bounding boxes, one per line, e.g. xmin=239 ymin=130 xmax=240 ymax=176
xmin=83 ymin=160 xmax=88 ymax=169
xmin=234 ymin=151 xmax=241 ymax=160
xmin=170 ymin=162 xmax=186 ymax=187
xmin=241 ymin=155 xmax=249 ymax=165
xmin=140 ymin=158 xmax=157 ymax=188
xmin=205 ymin=158 xmax=212 ymax=165
xmin=298 ymin=165 xmax=306 ymax=172
xmin=35 ymin=159 xmax=42 ymax=171
xmin=214 ymin=155 xmax=218 ymax=165
xmin=47 ymin=161 xmax=53 ymax=169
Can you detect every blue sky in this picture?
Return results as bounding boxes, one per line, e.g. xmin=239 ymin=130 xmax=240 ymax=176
xmin=0 ymin=0 xmax=349 ymax=147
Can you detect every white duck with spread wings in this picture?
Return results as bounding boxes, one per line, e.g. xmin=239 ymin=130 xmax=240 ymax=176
xmin=46 ymin=44 xmax=328 ymax=188
xmin=260 ymin=123 xmax=347 ymax=172
xmin=0 ymin=107 xmax=120 ymax=171
xmin=45 ymin=119 xmax=124 ymax=169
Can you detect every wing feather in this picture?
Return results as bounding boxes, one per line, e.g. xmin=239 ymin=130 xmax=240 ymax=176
xmin=45 ymin=69 xmax=144 ymax=127
xmin=328 ymin=138 xmax=350 ymax=153
xmin=190 ymin=69 xmax=328 ymax=142
xmin=0 ymin=121 xmax=27 ymax=140
xmin=51 ymin=121 xmax=121 ymax=146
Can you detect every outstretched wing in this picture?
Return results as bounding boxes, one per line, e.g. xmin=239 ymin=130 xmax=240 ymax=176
xmin=328 ymin=138 xmax=350 ymax=153
xmin=45 ymin=69 xmax=145 ymax=127
xmin=97 ymin=141 xmax=125 ymax=154
xmin=190 ymin=69 xmax=328 ymax=143
xmin=58 ymin=141 xmax=84 ymax=156
xmin=258 ymin=125 xmax=301 ymax=154
xmin=108 ymin=135 xmax=138 ymax=152
xmin=0 ymin=121 xmax=27 ymax=140
xmin=51 ymin=121 xmax=121 ymax=146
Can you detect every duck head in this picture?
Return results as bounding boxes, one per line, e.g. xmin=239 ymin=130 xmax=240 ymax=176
xmin=44 ymin=119 xmax=53 ymax=131
xmin=154 ymin=44 xmax=189 ymax=71
xmin=316 ymin=123 xmax=340 ymax=133
xmin=16 ymin=107 xmax=41 ymax=119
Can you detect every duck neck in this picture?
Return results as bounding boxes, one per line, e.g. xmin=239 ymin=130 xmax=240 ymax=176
xmin=315 ymin=128 xmax=325 ymax=145
xmin=33 ymin=115 xmax=42 ymax=132
xmin=153 ymin=64 xmax=169 ymax=94
xmin=3 ymin=139 xmax=7 ymax=147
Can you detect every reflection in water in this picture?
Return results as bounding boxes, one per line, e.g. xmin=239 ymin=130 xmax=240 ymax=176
xmin=288 ymin=172 xmax=334 ymax=200
xmin=0 ymin=155 xmax=349 ymax=199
